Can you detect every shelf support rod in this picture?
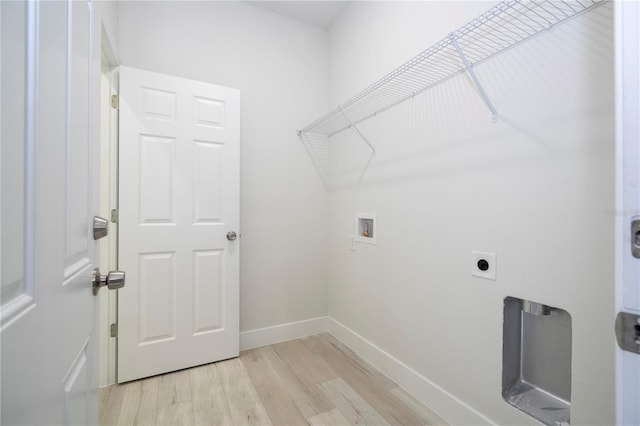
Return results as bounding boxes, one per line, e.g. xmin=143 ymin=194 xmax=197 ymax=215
xmin=449 ymin=33 xmax=498 ymax=123
xmin=339 ymin=107 xmax=376 ymax=154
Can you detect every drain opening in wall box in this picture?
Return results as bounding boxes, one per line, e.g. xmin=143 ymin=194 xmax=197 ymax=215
xmin=355 ymin=213 xmax=376 ymax=245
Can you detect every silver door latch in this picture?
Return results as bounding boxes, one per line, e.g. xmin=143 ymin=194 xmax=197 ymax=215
xmin=93 ymin=216 xmax=109 ymax=240
xmin=92 ymin=268 xmax=125 ymax=295
xmin=615 ymin=312 xmax=640 ymax=354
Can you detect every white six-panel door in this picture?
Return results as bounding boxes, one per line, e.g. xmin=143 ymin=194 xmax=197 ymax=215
xmin=1 ymin=1 xmax=99 ymax=423
xmin=118 ymin=66 xmax=240 ymax=382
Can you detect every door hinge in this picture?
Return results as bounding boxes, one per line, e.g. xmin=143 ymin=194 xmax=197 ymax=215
xmin=110 ymin=209 xmax=119 ymax=223
xmin=110 ymin=323 xmax=118 ymax=338
xmin=111 ymin=94 xmax=119 ymax=109
xmin=631 ymin=218 xmax=640 ymax=258
xmin=615 ymin=312 xmax=640 ymax=354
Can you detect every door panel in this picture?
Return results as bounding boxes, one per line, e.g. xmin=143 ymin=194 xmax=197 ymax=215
xmin=139 ymin=135 xmax=176 ymax=223
xmin=1 ymin=0 xmax=98 ymax=424
xmin=193 ymin=141 xmax=224 ymax=222
xmin=65 ymin=0 xmax=91 ymax=275
xmin=139 ymin=251 xmax=176 ymax=343
xmin=1 ymin=0 xmax=30 ymax=317
xmin=118 ymin=66 xmax=240 ymax=382
xmin=193 ymin=249 xmax=224 ymax=333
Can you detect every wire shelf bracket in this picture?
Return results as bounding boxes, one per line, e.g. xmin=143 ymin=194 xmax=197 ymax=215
xmin=449 ymin=33 xmax=498 ymax=123
xmin=339 ymin=107 xmax=376 ymax=155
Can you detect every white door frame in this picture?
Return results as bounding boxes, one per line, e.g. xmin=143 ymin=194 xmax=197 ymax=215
xmin=98 ymin=28 xmax=120 ymax=388
xmin=615 ymin=1 xmax=640 ymax=424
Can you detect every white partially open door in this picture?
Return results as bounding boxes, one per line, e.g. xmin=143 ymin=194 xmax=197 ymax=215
xmin=1 ymin=1 xmax=103 ymax=423
xmin=117 ymin=66 xmax=240 ymax=382
xmin=616 ymin=1 xmax=640 ymax=424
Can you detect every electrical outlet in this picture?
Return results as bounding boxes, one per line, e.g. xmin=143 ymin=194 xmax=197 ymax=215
xmin=471 ymin=251 xmax=497 ymax=280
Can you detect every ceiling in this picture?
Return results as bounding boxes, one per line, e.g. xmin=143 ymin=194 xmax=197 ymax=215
xmin=245 ymin=1 xmax=350 ymax=30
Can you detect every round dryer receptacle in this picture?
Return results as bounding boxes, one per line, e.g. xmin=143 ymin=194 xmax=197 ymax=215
xmin=477 ymin=259 xmax=489 ymax=271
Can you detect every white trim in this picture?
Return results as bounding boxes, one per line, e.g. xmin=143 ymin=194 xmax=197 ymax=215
xmin=98 ymin=27 xmax=119 ymax=388
xmin=328 ymin=317 xmax=495 ymax=426
xmin=615 ymin=1 xmax=640 ymax=423
xmin=614 ymin=0 xmax=623 ymax=421
xmin=239 ymin=316 xmax=329 ymax=351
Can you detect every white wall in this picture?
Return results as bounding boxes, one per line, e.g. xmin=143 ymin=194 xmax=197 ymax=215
xmin=118 ymin=1 xmax=329 ymax=332
xmin=327 ymin=2 xmax=615 ymax=425
xmin=96 ymin=0 xmax=119 ymax=59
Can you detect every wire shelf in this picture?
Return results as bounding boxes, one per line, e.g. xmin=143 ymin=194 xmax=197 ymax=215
xmin=298 ymin=0 xmax=605 ymax=140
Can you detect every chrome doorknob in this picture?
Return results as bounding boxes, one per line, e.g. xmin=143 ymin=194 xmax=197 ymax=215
xmin=226 ymin=231 xmax=237 ymax=241
xmin=92 ymin=268 xmax=125 ymax=295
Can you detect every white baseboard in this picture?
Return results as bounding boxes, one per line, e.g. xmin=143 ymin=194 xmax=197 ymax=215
xmin=240 ymin=316 xmax=329 ymax=351
xmin=328 ymin=317 xmax=494 ymax=425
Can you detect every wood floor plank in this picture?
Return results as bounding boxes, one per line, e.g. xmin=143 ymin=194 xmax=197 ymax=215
xmin=156 ymin=369 xmax=194 ymax=425
xmin=302 ymin=334 xmax=393 ymax=392
xmin=216 ymin=357 xmax=273 ymax=426
xmin=99 ymin=384 xmax=127 ymax=426
xmin=98 ymin=387 xmax=112 ymax=425
xmin=321 ymin=334 xmax=397 ymax=390
xmin=156 ymin=401 xmax=194 ymax=426
xmin=135 ymin=376 xmax=161 ymax=425
xmin=309 ymin=408 xmax=351 ymax=426
xmin=241 ymin=348 xmax=309 ymax=425
xmin=190 ymin=363 xmax=233 ymax=425
xmin=304 ymin=334 xmax=427 ymax=426
xmin=114 ymin=376 xmax=159 ymax=426
xmin=116 ymin=381 xmax=142 ymax=425
xmin=390 ymin=388 xmax=448 ymax=426
xmin=265 ymin=343 xmax=335 ymax=418
xmin=320 ymin=378 xmax=390 ymax=426
xmin=157 ymin=368 xmax=192 ymax=406
xmin=273 ymin=339 xmax=339 ymax=384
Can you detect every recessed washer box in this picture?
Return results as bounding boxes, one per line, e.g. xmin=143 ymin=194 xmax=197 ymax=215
xmin=354 ymin=213 xmax=376 ymax=245
xmin=502 ymin=297 xmax=572 ymax=425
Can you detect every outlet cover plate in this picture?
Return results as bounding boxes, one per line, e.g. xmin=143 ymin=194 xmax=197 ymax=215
xmin=472 ymin=251 xmax=497 ymax=280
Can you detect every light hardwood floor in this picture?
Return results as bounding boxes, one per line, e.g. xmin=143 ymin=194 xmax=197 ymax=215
xmin=100 ymin=333 xmax=447 ymax=426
